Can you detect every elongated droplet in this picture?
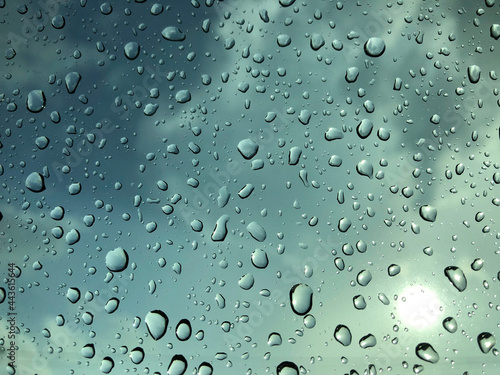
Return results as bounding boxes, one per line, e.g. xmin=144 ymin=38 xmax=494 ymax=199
xmin=444 ymin=266 xmax=467 ymax=292
xmin=415 ymin=342 xmax=439 ymax=363
xmin=145 ymin=310 xmax=168 ymax=340
xmin=290 ymin=283 xmax=313 ymax=316
xmin=334 ymin=324 xmax=352 ymax=346
xmin=477 ymin=332 xmax=496 ymax=354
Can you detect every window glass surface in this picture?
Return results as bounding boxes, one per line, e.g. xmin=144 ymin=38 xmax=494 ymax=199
xmin=1 ymin=1 xmax=499 ymax=374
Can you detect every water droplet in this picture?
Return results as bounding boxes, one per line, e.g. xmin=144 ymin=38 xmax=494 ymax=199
xmin=359 ymin=334 xmax=377 ymax=348
xmin=212 ymin=215 xmax=230 ymax=241
xmin=197 ymin=362 xmax=213 ymax=375
xmin=100 ymin=357 xmax=114 ymax=373
xmin=104 ymin=297 xmax=119 ymax=313
xmin=251 ymin=248 xmax=269 ymax=268
xmin=82 ymin=343 xmax=95 ymax=358
xmin=277 ymin=34 xmax=291 ymax=47
xmin=353 ymin=295 xmax=367 ymax=310
xmin=124 ymin=42 xmax=140 ymax=60
xmin=65 ymin=229 xmax=80 ymax=245
xmin=237 ymin=138 xmax=259 ymax=159
xmin=290 ymin=283 xmax=313 ymax=316
xmin=106 ymin=247 xmax=129 ymax=272
xmin=268 ymin=332 xmax=282 ymax=346
xmin=442 ymin=317 xmax=457 ymax=333
xmin=26 ymin=90 xmax=46 ymax=113
xmin=175 ymin=90 xmax=191 ymax=103
xmin=310 ymin=33 xmax=325 ymax=50
xmin=145 ymin=310 xmax=168 ymax=340
xmin=338 ymin=217 xmax=352 ymax=232
xmin=477 ymin=332 xmax=496 ymax=354
xmin=65 ymin=72 xmax=82 ymax=94
xmin=130 ymin=347 xmax=145 ymax=364
xmin=444 ymin=266 xmax=467 ymax=292
xmin=277 ymin=361 xmax=299 ymax=375
xmin=471 ymin=258 xmax=484 ymax=271
xmin=162 ymin=26 xmax=186 ymax=41
xmin=303 ymin=314 xmax=316 ymax=328
xmin=247 ymin=221 xmax=267 ymax=242
xmin=357 ymin=270 xmax=372 ymax=286
xmin=51 ymin=14 xmax=65 ymax=29
xmin=356 ymin=160 xmax=373 ymax=179
xmin=388 ymin=264 xmax=401 ymax=276
xmin=364 ymin=37 xmax=385 ymax=57
xmin=25 ymin=172 xmax=45 ymax=192
xmin=415 ymin=342 xmax=439 ymax=363
xmin=167 ymin=354 xmax=188 ymax=375
xmin=467 ymin=65 xmax=481 ymax=84
xmin=419 ymin=205 xmax=437 ymax=222
xmin=325 ymin=127 xmax=343 ymax=141
xmin=345 ymin=67 xmax=360 ymax=83
xmin=334 ymin=324 xmax=352 ymax=346
xmin=66 ymin=287 xmax=80 ymax=303
xmin=176 ymin=319 xmax=192 ymax=341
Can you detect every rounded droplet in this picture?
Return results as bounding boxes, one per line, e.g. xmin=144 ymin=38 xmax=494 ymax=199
xmin=415 ymin=342 xmax=439 ymax=363
xmin=26 ymin=90 xmax=46 ymax=113
xmin=211 ymin=215 xmax=229 ymax=241
xmin=176 ymin=319 xmax=192 ymax=341
xmin=471 ymin=258 xmax=484 ymax=271
xmin=66 ymin=287 xmax=80 ymax=303
xmin=268 ymin=332 xmax=282 ymax=346
xmin=130 ymin=347 xmax=145 ymax=364
xmin=290 ymin=283 xmax=313 ymax=316
xmin=51 ymin=15 xmax=65 ymax=29
xmin=359 ymin=334 xmax=377 ymax=348
xmin=357 ymin=270 xmax=372 ymax=286
xmin=477 ymin=332 xmax=496 ymax=354
xmin=338 ymin=217 xmax=351 ymax=232
xmin=65 ymin=72 xmax=82 ymax=94
xmin=35 ymin=136 xmax=50 ymax=149
xmin=175 ymin=89 xmax=191 ymax=103
xmin=104 ymin=298 xmax=119 ymax=313
xmin=100 ymin=357 xmax=114 ymax=374
xmin=303 ymin=314 xmax=316 ymax=328
xmin=144 ymin=103 xmax=158 ymax=116
xmin=25 ymin=172 xmax=45 ymax=192
xmin=197 ymin=362 xmax=213 ymax=375
xmin=251 ymin=249 xmax=269 ymax=268
xmin=364 ymin=37 xmax=386 ymax=57
xmin=238 ymin=273 xmax=255 ymax=290
xmin=167 ymin=354 xmax=188 ymax=375
xmin=388 ymin=264 xmax=401 ymax=276
xmin=325 ymin=127 xmax=343 ymax=140
xmin=328 ymin=155 xmax=342 ymax=167
xmin=442 ymin=317 xmax=457 ymax=333
xmin=82 ymin=343 xmax=95 ymax=358
xmin=246 ymin=221 xmax=266 ymax=242
xmin=377 ymin=128 xmax=390 ymax=141
xmin=353 ymin=295 xmax=367 ymax=310
xmin=345 ymin=67 xmax=360 ymax=83
xmin=145 ymin=310 xmax=168 ymax=340
xmin=310 ymin=33 xmax=325 ymax=51
xmin=444 ymin=266 xmax=467 ymax=292
xmin=162 ymin=26 xmax=186 ymax=41
xmin=106 ymin=247 xmax=129 ymax=272
xmin=490 ymin=24 xmax=500 ymax=40
xmin=65 ymin=229 xmax=80 ymax=245
xmin=467 ymin=65 xmax=481 ymax=84
xmin=237 ymin=138 xmax=259 ymax=159
xmin=334 ymin=324 xmax=352 ymax=346
xmin=277 ymin=34 xmax=291 ymax=47
xmin=277 ymin=361 xmax=299 ymax=375
xmin=419 ymin=205 xmax=437 ymax=222
xmin=124 ymin=42 xmax=140 ymax=60
xmin=356 ymin=160 xmax=373 ymax=179
xmin=357 ymin=119 xmax=373 ymax=139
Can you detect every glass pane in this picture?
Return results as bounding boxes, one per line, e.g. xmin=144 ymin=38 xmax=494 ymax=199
xmin=1 ymin=1 xmax=499 ymax=374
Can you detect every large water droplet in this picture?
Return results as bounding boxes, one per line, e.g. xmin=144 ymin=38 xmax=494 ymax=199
xmin=334 ymin=324 xmax=352 ymax=346
xmin=359 ymin=334 xmax=377 ymax=348
xmin=65 ymin=72 xmax=82 ymax=94
xmin=26 ymin=90 xmax=46 ymax=113
xmin=145 ymin=310 xmax=168 ymax=340
xmin=290 ymin=283 xmax=313 ymax=316
xmin=277 ymin=361 xmax=299 ymax=375
xmin=81 ymin=343 xmax=95 ymax=358
xmin=247 ymin=221 xmax=267 ymax=242
xmin=25 ymin=172 xmax=45 ymax=192
xmin=251 ymin=248 xmax=269 ymax=268
xmin=419 ymin=205 xmax=437 ymax=222
xmin=167 ymin=354 xmax=188 ymax=375
xmin=175 ymin=319 xmax=192 ymax=341
xmin=415 ymin=342 xmax=439 ymax=363
xmin=442 ymin=317 xmax=457 ymax=333
xmin=100 ymin=357 xmax=114 ymax=373
xmin=124 ymin=42 xmax=140 ymax=60
xmin=477 ymin=332 xmax=496 ymax=354
xmin=444 ymin=266 xmax=467 ymax=292
xmin=268 ymin=332 xmax=282 ymax=346
xmin=162 ymin=26 xmax=186 ymax=41
xmin=106 ymin=247 xmax=129 ymax=272
xmin=130 ymin=347 xmax=145 ymax=364
xmin=356 ymin=160 xmax=373 ymax=178
xmin=357 ymin=270 xmax=372 ymax=286
xmin=66 ymin=287 xmax=80 ymax=303
xmin=212 ymin=215 xmax=230 ymax=241
xmin=104 ymin=297 xmax=119 ymax=313
xmin=237 ymin=138 xmax=259 ymax=159
xmin=467 ymin=65 xmax=481 ymax=84
xmin=238 ymin=273 xmax=255 ymax=290
xmin=364 ymin=37 xmax=386 ymax=57
xmin=357 ymin=119 xmax=373 ymax=139
xmin=197 ymin=362 xmax=213 ymax=375
xmin=175 ymin=90 xmax=191 ymax=103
